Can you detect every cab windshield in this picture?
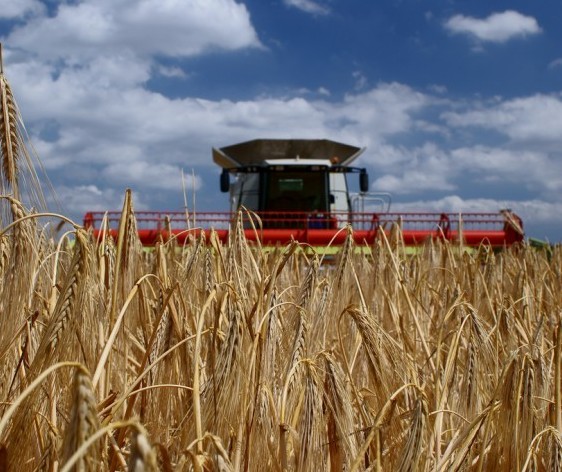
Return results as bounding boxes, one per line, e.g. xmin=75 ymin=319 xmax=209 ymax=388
xmin=264 ymin=170 xmax=328 ymax=212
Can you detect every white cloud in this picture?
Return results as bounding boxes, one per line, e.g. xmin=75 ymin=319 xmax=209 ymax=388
xmin=366 ymin=139 xmax=562 ymax=203
xmin=0 ymin=0 xmax=44 ymax=19
xmin=391 ymin=196 xmax=510 ymax=217
xmin=443 ymin=94 xmax=562 ymax=144
xmin=445 ymin=10 xmax=541 ymax=43
xmin=332 ymin=83 xmax=428 ymax=139
xmin=392 ymin=196 xmax=562 ymax=228
xmin=102 ymin=161 xmax=202 ymax=192
xmin=374 ymin=171 xmax=455 ymax=194
xmin=450 ymin=146 xmax=562 ymax=195
xmin=53 ymin=185 xmax=135 ymax=219
xmin=283 ymin=0 xmax=330 ymax=15
xmin=156 ymin=65 xmax=188 ymax=79
xmin=6 ymin=0 xmax=262 ymax=61
xmin=370 ymin=142 xmax=454 ymax=194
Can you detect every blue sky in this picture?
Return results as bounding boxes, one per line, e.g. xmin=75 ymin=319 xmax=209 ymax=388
xmin=1 ymin=0 xmax=562 ymax=241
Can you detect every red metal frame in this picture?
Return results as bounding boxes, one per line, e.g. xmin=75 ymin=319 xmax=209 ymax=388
xmin=83 ymin=210 xmax=524 ymax=248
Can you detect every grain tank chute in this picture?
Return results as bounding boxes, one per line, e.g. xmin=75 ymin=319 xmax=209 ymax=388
xmin=83 ymin=139 xmax=525 ymax=249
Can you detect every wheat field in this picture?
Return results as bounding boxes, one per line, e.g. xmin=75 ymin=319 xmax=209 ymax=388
xmin=0 ymin=196 xmax=559 ymax=471
xmin=1 ymin=47 xmax=562 ymax=471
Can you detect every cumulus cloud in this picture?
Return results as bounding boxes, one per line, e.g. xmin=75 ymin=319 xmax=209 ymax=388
xmin=0 ymin=0 xmax=44 ymax=19
xmin=283 ymin=0 xmax=330 ymax=15
xmin=450 ymin=146 xmax=562 ymax=196
xmin=443 ymin=94 xmax=562 ymax=144
xmin=392 ymin=196 xmax=562 ymax=229
xmin=445 ymin=10 xmax=541 ymax=43
xmin=6 ymin=0 xmax=262 ymax=61
xmin=53 ymin=185 xmax=134 ymax=218
xmin=367 ymin=140 xmax=562 ymax=203
xmin=102 ymin=162 xmax=202 ymax=192
xmin=370 ymin=143 xmax=455 ymax=194
xmin=374 ymin=171 xmax=455 ymax=194
xmin=390 ymin=196 xmax=509 ymax=219
xmin=15 ymin=75 xmax=428 ymax=171
xmin=327 ymin=83 xmax=428 ymax=139
xmin=156 ymin=65 xmax=188 ymax=79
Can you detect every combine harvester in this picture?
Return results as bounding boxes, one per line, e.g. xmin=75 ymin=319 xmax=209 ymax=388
xmin=83 ymin=139 xmax=524 ymax=250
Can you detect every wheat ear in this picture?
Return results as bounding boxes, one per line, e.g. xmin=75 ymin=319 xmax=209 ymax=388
xmin=0 ymin=45 xmax=20 ymax=199
xmin=62 ymin=367 xmax=101 ymax=471
xmin=128 ymin=424 xmax=159 ymax=472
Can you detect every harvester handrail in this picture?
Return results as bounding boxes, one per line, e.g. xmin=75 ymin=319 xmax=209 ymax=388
xmin=351 ymin=192 xmax=392 ymax=213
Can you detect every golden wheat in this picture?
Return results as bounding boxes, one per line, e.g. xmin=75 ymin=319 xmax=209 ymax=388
xmin=0 ymin=201 xmax=559 ymax=471
xmin=1 ymin=57 xmax=562 ymax=469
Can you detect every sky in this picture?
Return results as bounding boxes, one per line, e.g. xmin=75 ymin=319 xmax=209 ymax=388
xmin=0 ymin=0 xmax=561 ymax=241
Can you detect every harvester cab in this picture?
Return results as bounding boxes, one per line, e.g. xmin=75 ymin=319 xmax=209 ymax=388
xmin=213 ymin=139 xmax=374 ymax=228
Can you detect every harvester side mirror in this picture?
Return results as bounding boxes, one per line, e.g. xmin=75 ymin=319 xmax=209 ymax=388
xmin=220 ymin=169 xmax=230 ymax=193
xmin=359 ymin=170 xmax=369 ymax=193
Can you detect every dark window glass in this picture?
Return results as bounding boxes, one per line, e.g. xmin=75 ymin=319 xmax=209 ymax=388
xmin=265 ymin=171 xmax=327 ymax=212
